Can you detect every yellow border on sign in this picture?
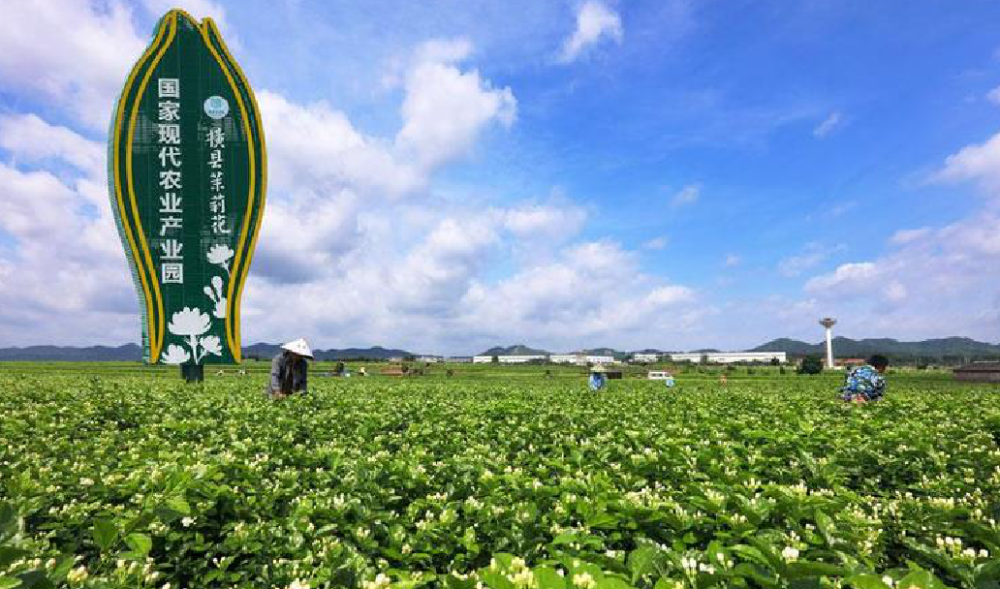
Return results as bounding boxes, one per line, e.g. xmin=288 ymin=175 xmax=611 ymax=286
xmin=113 ymin=14 xmax=171 ymax=363
xmin=194 ymin=14 xmax=256 ymax=363
xmin=205 ymin=18 xmax=267 ymax=363
xmin=125 ymin=12 xmax=177 ymax=361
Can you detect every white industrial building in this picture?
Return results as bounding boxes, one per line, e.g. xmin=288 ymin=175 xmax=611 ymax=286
xmin=631 ymin=353 xmax=660 ymax=363
xmin=472 ymin=355 xmax=547 ymax=364
xmin=669 ymin=352 xmax=787 ymax=364
xmin=550 ymin=353 xmax=619 ymax=364
xmin=473 ymin=353 xmax=619 ymax=364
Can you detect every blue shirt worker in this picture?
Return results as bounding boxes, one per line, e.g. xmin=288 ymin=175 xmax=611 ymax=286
xmin=267 ymin=338 xmax=313 ymax=399
xmin=588 ymin=365 xmax=607 ymax=391
xmin=839 ymin=354 xmax=888 ymax=403
xmin=664 ymin=373 xmax=676 ymax=388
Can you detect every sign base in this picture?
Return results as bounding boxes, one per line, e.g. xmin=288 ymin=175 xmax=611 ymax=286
xmin=181 ymin=363 xmax=204 ymax=383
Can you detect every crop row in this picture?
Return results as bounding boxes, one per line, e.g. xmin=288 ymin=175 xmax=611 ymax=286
xmin=1 ymin=375 xmax=999 ymax=589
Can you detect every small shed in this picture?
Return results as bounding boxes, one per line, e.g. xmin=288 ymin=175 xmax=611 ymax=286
xmin=380 ymin=364 xmax=407 ymax=377
xmin=647 ymin=371 xmax=673 ymax=380
xmin=835 ymin=358 xmax=866 ymax=368
xmin=954 ymin=362 xmax=1000 ymax=383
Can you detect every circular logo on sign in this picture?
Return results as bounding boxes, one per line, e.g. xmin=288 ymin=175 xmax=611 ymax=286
xmin=203 ymin=96 xmax=229 ymax=119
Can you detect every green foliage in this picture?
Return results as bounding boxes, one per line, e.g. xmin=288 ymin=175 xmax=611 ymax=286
xmin=0 ymin=372 xmax=997 ymax=589
xmin=798 ymin=356 xmax=825 ymax=375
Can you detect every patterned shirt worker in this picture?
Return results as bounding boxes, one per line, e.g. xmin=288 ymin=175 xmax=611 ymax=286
xmin=840 ymin=354 xmax=888 ymax=403
xmin=268 ymin=338 xmax=313 ymax=398
xmin=589 ymin=366 xmax=607 ymax=391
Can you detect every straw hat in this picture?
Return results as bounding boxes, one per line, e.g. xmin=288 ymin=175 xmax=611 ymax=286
xmin=281 ymin=338 xmax=314 ymax=359
xmin=590 ymin=364 xmax=607 ymax=373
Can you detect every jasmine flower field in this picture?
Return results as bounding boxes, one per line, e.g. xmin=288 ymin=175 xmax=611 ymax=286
xmin=2 ymin=369 xmax=1000 ymax=589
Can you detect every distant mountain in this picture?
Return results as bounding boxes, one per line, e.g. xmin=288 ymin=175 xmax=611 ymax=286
xmin=751 ymin=336 xmax=1000 ymax=360
xmin=314 ymin=346 xmax=415 ymax=360
xmin=573 ymin=348 xmax=629 ymax=360
xmin=479 ymin=344 xmax=551 ymax=356
xmin=240 ymin=343 xmax=284 ymax=360
xmin=0 ymin=344 xmax=143 ymax=361
xmin=8 ymin=336 xmax=999 ymax=362
xmin=0 ymin=343 xmax=417 ymax=362
xmin=751 ymin=338 xmax=818 ymax=356
xmin=242 ymin=343 xmax=416 ymax=361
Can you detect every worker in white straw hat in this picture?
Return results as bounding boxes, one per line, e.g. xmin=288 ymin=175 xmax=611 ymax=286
xmin=267 ymin=338 xmax=313 ymax=399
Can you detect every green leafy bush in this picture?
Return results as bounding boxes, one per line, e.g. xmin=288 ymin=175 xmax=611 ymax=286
xmin=1 ymin=373 xmax=998 ymax=589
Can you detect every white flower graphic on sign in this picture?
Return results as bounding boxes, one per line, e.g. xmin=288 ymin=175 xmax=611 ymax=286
xmin=199 ymin=335 xmax=223 ymax=358
xmin=167 ymin=307 xmax=217 ymax=363
xmin=160 ymin=344 xmax=191 ymax=365
xmin=168 ymin=307 xmax=211 ymax=337
xmin=204 ymin=276 xmax=227 ymax=319
xmin=207 ymin=244 xmax=234 ymax=276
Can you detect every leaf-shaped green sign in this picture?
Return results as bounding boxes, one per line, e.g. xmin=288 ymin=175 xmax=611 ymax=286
xmin=108 ymin=9 xmax=266 ymax=365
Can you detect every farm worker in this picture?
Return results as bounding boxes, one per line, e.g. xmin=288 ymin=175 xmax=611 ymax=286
xmin=589 ymin=365 xmax=607 ymax=391
xmin=359 ymin=367 xmax=367 ymax=377
xmin=839 ymin=354 xmax=889 ymax=403
xmin=664 ymin=372 xmax=676 ymax=388
xmin=267 ymin=338 xmax=313 ymax=399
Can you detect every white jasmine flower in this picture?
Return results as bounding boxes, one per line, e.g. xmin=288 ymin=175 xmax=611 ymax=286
xmin=781 ymin=546 xmax=799 ymax=562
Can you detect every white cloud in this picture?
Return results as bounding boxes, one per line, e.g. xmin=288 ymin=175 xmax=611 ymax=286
xmin=258 ymin=90 xmax=424 ymax=197
xmin=669 ymin=184 xmax=701 ymax=207
xmin=724 ymin=254 xmax=740 ymax=267
xmin=457 ymin=241 xmax=702 ymax=351
xmin=828 ymin=200 xmax=856 ymax=217
xmin=778 ymin=242 xmax=843 ymax=277
xmin=252 ymin=188 xmax=363 ymax=285
xmin=413 ymin=37 xmax=474 ymax=65
xmin=883 ymin=281 xmax=908 ymax=302
xmin=933 ymin=129 xmax=1000 ymax=191
xmin=804 ymin=262 xmax=878 ymax=298
xmin=396 ymin=38 xmax=517 ymax=169
xmin=889 ymin=227 xmax=931 ymax=245
xmin=392 ymin=217 xmax=500 ymax=313
xmin=0 ymin=0 xmax=234 ymax=131
xmin=812 ymin=111 xmax=842 ymax=138
xmin=559 ymin=1 xmax=623 ymax=63
xmin=0 ymin=114 xmax=104 ymax=180
xmin=792 ymin=131 xmax=1000 ymax=341
xmin=643 ymin=236 xmax=668 ymax=250
xmin=0 ymin=1 xmax=145 ymax=129
xmin=237 ymin=206 xmax=705 ymax=354
xmin=646 ymin=285 xmax=695 ymax=306
xmin=0 ymin=5 xmax=532 ymax=351
xmin=988 ymin=85 xmax=1000 ymax=105
xmin=140 ymin=0 xmax=234 ymax=40
xmin=502 ymin=202 xmax=587 ymax=243
xmin=0 ymin=154 xmax=135 ymax=345
xmin=0 ymin=2 xmax=715 ymax=354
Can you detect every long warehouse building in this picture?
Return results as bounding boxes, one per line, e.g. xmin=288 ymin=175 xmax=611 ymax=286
xmin=669 ymin=352 xmax=787 ymax=363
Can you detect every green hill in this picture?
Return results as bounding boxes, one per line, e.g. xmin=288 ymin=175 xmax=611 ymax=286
xmin=478 ymin=344 xmax=551 ymax=356
xmin=751 ymin=336 xmax=1000 ymax=360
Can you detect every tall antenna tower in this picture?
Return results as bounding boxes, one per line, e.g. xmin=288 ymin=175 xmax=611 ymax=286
xmin=819 ymin=317 xmax=837 ymax=369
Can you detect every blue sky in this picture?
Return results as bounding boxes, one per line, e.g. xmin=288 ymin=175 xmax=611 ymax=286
xmin=1 ymin=0 xmax=999 ymax=354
